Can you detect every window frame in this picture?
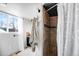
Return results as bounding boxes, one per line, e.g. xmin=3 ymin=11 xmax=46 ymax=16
xmin=0 ymin=11 xmax=18 ymax=33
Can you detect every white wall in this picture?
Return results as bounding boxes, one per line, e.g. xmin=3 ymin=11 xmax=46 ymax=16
xmin=19 ymin=3 xmax=42 ymax=19
xmin=0 ymin=3 xmax=22 ymax=17
xmin=18 ymin=18 xmax=24 ymax=51
xmin=0 ymin=33 xmax=20 ymax=56
xmin=37 ymin=4 xmax=43 ymax=56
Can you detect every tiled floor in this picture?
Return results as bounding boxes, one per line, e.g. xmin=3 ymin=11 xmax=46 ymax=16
xmin=15 ymin=47 xmax=39 ymax=56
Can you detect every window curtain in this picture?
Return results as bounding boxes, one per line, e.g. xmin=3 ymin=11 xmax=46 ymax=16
xmin=57 ymin=3 xmax=79 ymax=56
xmin=30 ymin=17 xmax=39 ymax=49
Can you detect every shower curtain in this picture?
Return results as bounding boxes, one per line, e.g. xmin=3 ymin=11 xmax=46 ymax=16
xmin=57 ymin=3 xmax=79 ymax=56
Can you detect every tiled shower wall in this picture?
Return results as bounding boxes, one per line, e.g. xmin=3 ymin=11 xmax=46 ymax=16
xmin=49 ymin=16 xmax=58 ymax=56
xmin=43 ymin=10 xmax=58 ymax=56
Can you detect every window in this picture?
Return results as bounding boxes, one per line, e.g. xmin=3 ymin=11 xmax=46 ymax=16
xmin=0 ymin=12 xmax=8 ymax=32
xmin=0 ymin=11 xmax=18 ymax=32
xmin=8 ymin=15 xmax=18 ymax=32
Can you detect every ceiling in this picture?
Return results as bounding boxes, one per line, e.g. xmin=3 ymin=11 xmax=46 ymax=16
xmin=43 ymin=3 xmax=58 ymax=17
xmin=1 ymin=3 xmax=42 ymax=19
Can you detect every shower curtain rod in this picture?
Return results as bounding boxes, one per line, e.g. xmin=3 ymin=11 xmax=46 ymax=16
xmin=47 ymin=4 xmax=58 ymax=12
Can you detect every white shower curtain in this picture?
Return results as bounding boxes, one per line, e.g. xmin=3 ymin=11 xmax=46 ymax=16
xmin=57 ymin=3 xmax=79 ymax=56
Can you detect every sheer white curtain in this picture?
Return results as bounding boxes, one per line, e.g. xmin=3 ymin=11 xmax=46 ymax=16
xmin=30 ymin=17 xmax=39 ymax=49
xmin=57 ymin=3 xmax=79 ymax=56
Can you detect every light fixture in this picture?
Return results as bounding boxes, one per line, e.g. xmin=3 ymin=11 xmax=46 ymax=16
xmin=0 ymin=3 xmax=7 ymax=7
